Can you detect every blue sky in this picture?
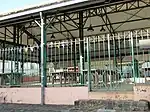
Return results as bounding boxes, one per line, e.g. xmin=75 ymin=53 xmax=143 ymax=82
xmin=0 ymin=0 xmax=51 ymax=13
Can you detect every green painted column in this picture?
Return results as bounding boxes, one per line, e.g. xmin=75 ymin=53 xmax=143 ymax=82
xmin=41 ymin=14 xmax=47 ymax=87
xmin=133 ymin=59 xmax=139 ymax=78
xmin=40 ymin=12 xmax=47 ymax=105
xmin=79 ymin=11 xmax=84 ymax=85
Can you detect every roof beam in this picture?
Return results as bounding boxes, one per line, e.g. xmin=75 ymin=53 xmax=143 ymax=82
xmin=18 ymin=25 xmax=40 ymax=45
xmin=56 ymin=17 xmax=74 ymax=39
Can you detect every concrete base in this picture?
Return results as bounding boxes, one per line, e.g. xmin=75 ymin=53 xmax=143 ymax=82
xmin=0 ymin=84 xmax=150 ymax=105
xmin=0 ymin=87 xmax=88 ymax=105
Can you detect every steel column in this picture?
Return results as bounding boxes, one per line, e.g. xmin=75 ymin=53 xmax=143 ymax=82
xmin=40 ymin=12 xmax=47 ymax=105
xmin=79 ymin=11 xmax=84 ymax=84
xmin=86 ymin=37 xmax=92 ymax=91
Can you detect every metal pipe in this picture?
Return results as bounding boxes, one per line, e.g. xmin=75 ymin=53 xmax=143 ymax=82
xmin=107 ymin=34 xmax=112 ymax=89
xmin=40 ymin=12 xmax=47 ymax=105
xmin=131 ymin=31 xmax=136 ymax=83
xmin=86 ymin=37 xmax=92 ymax=91
xmin=79 ymin=11 xmax=84 ymax=84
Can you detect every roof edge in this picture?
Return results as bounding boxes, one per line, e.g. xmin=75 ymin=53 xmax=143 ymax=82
xmin=0 ymin=0 xmax=88 ymax=21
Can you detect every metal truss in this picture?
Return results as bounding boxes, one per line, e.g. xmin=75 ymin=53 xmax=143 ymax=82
xmin=31 ymin=0 xmax=150 ymax=38
xmin=43 ymin=0 xmax=150 ymax=25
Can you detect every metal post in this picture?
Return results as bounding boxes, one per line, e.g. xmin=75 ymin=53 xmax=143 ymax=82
xmin=79 ymin=11 xmax=84 ymax=84
xmin=40 ymin=12 xmax=47 ymax=105
xmin=86 ymin=37 xmax=92 ymax=91
xmin=2 ymin=27 xmax=6 ymax=73
xmin=131 ymin=31 xmax=136 ymax=83
xmin=73 ymin=38 xmax=76 ymax=72
xmin=20 ymin=32 xmax=24 ymax=83
xmin=107 ymin=34 xmax=112 ymax=89
xmin=113 ymin=35 xmax=117 ymax=72
xmin=39 ymin=48 xmax=41 ymax=83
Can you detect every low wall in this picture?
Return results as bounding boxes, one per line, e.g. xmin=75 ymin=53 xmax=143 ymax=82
xmin=0 ymin=88 xmax=40 ymax=104
xmin=1 ymin=85 xmax=150 ymax=105
xmin=0 ymin=87 xmax=88 ymax=105
xmin=45 ymin=87 xmax=88 ymax=105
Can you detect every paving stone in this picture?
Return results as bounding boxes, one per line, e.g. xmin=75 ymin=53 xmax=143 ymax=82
xmin=97 ymin=109 xmax=116 ymax=112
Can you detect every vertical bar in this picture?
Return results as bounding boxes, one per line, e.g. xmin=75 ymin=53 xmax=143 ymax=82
xmin=98 ymin=36 xmax=101 ymax=88
xmin=131 ymin=31 xmax=136 ymax=83
xmin=62 ymin=41 xmax=65 ymax=86
xmin=2 ymin=27 xmax=6 ymax=73
xmin=123 ymin=32 xmax=127 ymax=82
xmin=73 ymin=39 xmax=76 ymax=71
xmin=29 ymin=46 xmax=32 ymax=83
xmin=37 ymin=45 xmax=40 ymax=84
xmin=54 ymin=42 xmax=57 ymax=86
xmin=13 ymin=25 xmax=16 ymax=43
xmin=113 ymin=34 xmax=117 ymax=72
xmin=79 ymin=11 xmax=84 ymax=84
xmin=108 ymin=34 xmax=112 ymax=89
xmin=17 ymin=26 xmax=20 ymax=44
xmin=66 ymin=40 xmax=69 ymax=85
xmin=58 ymin=41 xmax=61 ymax=85
xmin=40 ymin=12 xmax=47 ymax=105
xmin=135 ymin=31 xmax=139 ymax=80
xmin=39 ymin=46 xmax=41 ymax=83
xmin=103 ymin=35 xmax=107 ymax=88
xmin=118 ymin=33 xmax=121 ymax=86
xmin=86 ymin=37 xmax=92 ymax=91
xmin=20 ymin=31 xmax=24 ymax=83
xmin=146 ymin=29 xmax=149 ymax=83
xmin=50 ymin=43 xmax=54 ymax=85
xmin=70 ymin=39 xmax=73 ymax=85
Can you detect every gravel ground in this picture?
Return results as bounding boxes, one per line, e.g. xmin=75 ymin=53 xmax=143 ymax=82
xmin=0 ymin=104 xmax=74 ymax=112
xmin=0 ymin=103 xmax=149 ymax=112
